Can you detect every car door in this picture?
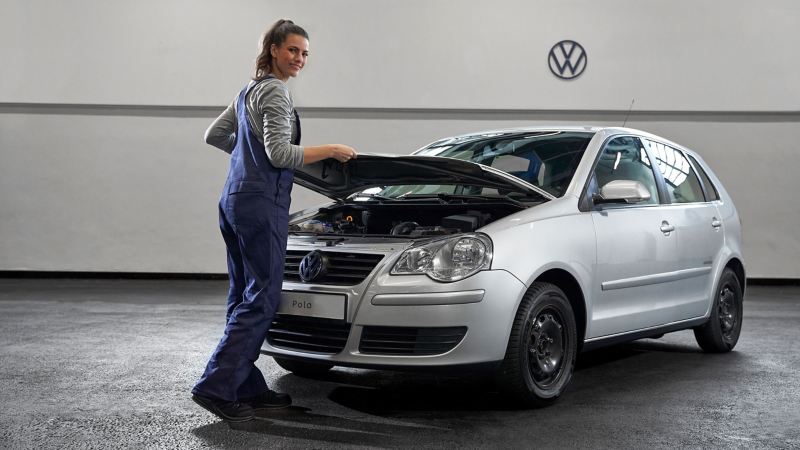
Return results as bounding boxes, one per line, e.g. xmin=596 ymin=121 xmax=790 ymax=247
xmin=643 ymin=140 xmax=724 ymax=318
xmin=586 ymin=136 xmax=685 ymax=338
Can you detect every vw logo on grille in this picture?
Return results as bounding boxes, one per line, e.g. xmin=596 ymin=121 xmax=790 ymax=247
xmin=548 ymin=40 xmax=587 ymax=80
xmin=299 ymin=250 xmax=328 ymax=282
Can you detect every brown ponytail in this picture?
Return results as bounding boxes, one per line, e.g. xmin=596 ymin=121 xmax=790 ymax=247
xmin=253 ymin=19 xmax=309 ymax=81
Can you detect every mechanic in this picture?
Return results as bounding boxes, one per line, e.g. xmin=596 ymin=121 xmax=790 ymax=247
xmin=191 ymin=19 xmax=357 ymax=422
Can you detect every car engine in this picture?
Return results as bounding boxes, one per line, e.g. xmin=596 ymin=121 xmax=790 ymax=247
xmin=289 ymin=201 xmax=526 ymax=237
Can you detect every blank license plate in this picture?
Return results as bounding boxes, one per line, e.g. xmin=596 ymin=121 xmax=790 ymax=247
xmin=278 ymin=291 xmax=347 ymax=320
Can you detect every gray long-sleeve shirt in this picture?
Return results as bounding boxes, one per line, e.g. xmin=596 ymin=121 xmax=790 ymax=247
xmin=204 ymin=77 xmax=304 ymax=168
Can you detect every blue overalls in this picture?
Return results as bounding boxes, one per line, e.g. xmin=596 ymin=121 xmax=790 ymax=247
xmin=193 ymin=78 xmax=299 ymax=402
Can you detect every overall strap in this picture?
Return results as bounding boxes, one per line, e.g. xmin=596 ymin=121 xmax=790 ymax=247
xmin=292 ymin=109 xmax=301 ymax=145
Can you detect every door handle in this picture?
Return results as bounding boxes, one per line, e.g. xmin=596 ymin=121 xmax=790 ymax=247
xmin=660 ymin=221 xmax=675 ymax=235
xmin=711 ymin=217 xmax=722 ymax=229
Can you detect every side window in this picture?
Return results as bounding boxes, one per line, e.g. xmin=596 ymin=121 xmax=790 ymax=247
xmin=591 ymin=136 xmax=659 ymax=205
xmin=687 ymin=154 xmax=720 ymax=201
xmin=644 ymin=140 xmax=705 ymax=204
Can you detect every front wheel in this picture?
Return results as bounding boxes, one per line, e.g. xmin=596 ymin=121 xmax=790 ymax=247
xmin=496 ymin=282 xmax=577 ymax=408
xmin=273 ymin=357 xmax=334 ymax=376
xmin=694 ymin=268 xmax=743 ymax=352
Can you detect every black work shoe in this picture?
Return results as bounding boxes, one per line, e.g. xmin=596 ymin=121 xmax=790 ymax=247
xmin=192 ymin=393 xmax=254 ymax=422
xmin=244 ymin=389 xmax=292 ymax=410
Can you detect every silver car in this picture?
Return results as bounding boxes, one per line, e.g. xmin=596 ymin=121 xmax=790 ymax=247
xmin=263 ymin=126 xmax=745 ymax=407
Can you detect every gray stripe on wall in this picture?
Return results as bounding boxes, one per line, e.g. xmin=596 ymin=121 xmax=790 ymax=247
xmin=1 ymin=102 xmax=799 ymax=122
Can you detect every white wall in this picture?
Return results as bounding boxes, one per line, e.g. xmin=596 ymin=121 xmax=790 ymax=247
xmin=1 ymin=0 xmax=798 ymax=277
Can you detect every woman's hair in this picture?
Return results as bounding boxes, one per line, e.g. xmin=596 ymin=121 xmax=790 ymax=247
xmin=253 ymin=19 xmax=309 ymax=81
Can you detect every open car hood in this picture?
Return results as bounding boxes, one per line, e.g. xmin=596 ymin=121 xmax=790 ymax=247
xmin=293 ymin=154 xmax=554 ymax=202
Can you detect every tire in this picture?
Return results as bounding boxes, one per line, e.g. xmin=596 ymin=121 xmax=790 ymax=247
xmin=273 ymin=357 xmax=334 ymax=376
xmin=694 ymin=268 xmax=743 ymax=353
xmin=496 ymin=282 xmax=578 ymax=408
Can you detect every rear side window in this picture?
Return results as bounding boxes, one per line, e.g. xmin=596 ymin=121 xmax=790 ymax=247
xmin=644 ymin=140 xmax=705 ymax=204
xmin=687 ymin=155 xmax=720 ymax=201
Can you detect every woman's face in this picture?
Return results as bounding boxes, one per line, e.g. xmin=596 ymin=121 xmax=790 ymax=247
xmin=270 ymin=33 xmax=309 ymax=81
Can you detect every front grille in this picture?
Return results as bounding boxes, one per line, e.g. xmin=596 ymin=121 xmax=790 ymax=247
xmin=359 ymin=326 xmax=468 ymax=356
xmin=284 ymin=250 xmax=384 ymax=285
xmin=267 ymin=315 xmax=351 ymax=354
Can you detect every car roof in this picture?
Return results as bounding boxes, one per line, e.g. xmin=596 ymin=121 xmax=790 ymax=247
xmin=420 ymin=126 xmax=696 ymax=156
xmin=429 ymin=125 xmax=603 ymax=141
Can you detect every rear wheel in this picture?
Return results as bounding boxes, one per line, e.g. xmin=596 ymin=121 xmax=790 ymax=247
xmin=273 ymin=357 xmax=334 ymax=376
xmin=497 ymin=282 xmax=577 ymax=408
xmin=694 ymin=268 xmax=743 ymax=352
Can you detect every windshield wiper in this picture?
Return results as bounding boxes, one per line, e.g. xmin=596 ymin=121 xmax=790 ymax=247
xmin=346 ymin=192 xmax=396 ymax=203
xmin=506 ymin=190 xmax=551 ymax=203
xmin=400 ymin=193 xmax=526 ymax=207
xmin=394 ymin=193 xmax=460 ymax=203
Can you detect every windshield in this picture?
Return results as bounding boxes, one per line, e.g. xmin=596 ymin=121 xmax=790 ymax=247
xmin=366 ymin=131 xmax=593 ymax=199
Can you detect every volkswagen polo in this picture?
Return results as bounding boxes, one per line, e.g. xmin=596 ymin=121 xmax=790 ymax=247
xmin=262 ymin=126 xmax=745 ymax=407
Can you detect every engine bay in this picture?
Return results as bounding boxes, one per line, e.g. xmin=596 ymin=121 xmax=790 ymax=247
xmin=289 ymin=200 xmax=528 ymax=237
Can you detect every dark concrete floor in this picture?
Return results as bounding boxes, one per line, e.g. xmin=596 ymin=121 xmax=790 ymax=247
xmin=0 ymin=279 xmax=798 ymax=449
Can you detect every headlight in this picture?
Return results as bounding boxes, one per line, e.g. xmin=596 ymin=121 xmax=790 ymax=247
xmin=391 ymin=233 xmax=493 ymax=282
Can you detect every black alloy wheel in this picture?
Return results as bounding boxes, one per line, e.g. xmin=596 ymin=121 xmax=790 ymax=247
xmin=694 ymin=268 xmax=743 ymax=353
xmin=497 ymin=282 xmax=577 ymax=407
xmin=718 ymin=285 xmax=738 ymax=338
xmin=528 ymin=309 xmax=567 ymax=388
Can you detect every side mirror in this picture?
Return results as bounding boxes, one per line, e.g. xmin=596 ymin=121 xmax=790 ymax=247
xmin=593 ymin=180 xmax=651 ymax=205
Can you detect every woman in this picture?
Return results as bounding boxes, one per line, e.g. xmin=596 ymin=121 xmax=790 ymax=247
xmin=192 ymin=19 xmax=357 ymax=422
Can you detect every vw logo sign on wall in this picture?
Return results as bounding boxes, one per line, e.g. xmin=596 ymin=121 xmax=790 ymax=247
xmin=548 ymin=40 xmax=587 ymax=80
xmin=299 ymin=250 xmax=328 ymax=282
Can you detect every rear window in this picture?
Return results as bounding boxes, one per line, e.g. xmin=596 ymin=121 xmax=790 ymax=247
xmin=687 ymin=155 xmax=720 ymax=201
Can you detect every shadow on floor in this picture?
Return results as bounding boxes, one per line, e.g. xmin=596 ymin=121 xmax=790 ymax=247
xmin=190 ymin=405 xmax=438 ymax=448
xmin=575 ymin=338 xmax=701 ymax=370
xmin=192 ymin=338 xmax=749 ymax=445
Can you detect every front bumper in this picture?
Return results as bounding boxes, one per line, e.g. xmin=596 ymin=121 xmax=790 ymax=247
xmin=261 ymin=269 xmax=527 ymax=368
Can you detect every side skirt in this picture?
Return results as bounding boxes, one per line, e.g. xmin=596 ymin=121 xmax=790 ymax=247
xmin=581 ymin=316 xmax=708 ymax=352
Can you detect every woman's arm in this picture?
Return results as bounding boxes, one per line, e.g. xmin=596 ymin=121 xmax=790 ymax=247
xmin=204 ymin=100 xmax=237 ymax=153
xmin=255 ymin=80 xmax=357 ymax=167
xmin=255 ymin=80 xmax=305 ymax=168
xmin=302 ymin=144 xmax=357 ymax=164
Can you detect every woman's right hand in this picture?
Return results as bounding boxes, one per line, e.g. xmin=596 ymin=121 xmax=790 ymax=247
xmin=302 ymin=144 xmax=358 ymax=165
xmin=330 ymin=144 xmax=358 ymax=163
